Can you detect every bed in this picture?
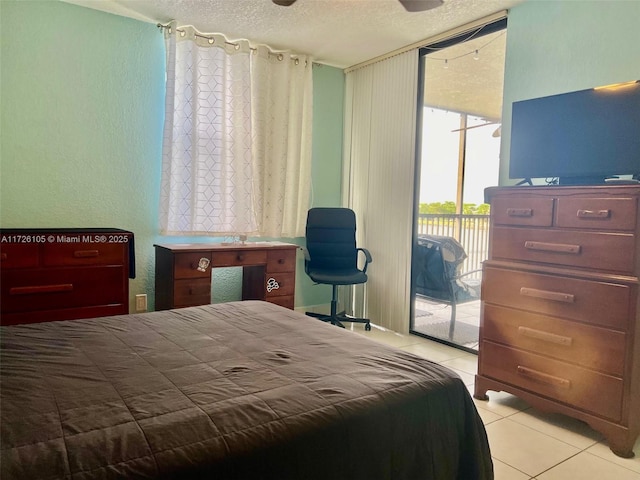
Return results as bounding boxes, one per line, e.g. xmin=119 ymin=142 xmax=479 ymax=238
xmin=0 ymin=301 xmax=493 ymax=479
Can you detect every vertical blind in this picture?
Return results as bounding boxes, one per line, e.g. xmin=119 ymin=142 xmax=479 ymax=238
xmin=343 ymin=50 xmax=419 ymax=333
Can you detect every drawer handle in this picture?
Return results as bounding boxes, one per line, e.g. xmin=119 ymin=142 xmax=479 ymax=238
xmin=73 ymin=249 xmax=99 ymax=258
xmin=518 ymin=326 xmax=573 ymax=346
xmin=520 ymin=287 xmax=575 ymax=303
xmin=524 ymin=241 xmax=581 ymax=254
xmin=577 ymin=209 xmax=610 ymax=219
xmin=278 ymin=258 xmax=285 ymax=264
xmin=507 ymin=208 xmax=533 ymax=217
xmin=236 ymin=254 xmax=244 ymax=262
xmin=517 ymin=365 xmax=571 ymax=389
xmin=10 ymin=284 xmax=74 ymax=295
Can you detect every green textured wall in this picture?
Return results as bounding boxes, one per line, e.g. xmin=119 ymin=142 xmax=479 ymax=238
xmin=500 ymin=0 xmax=640 ymax=184
xmin=0 ymin=0 xmax=344 ymax=310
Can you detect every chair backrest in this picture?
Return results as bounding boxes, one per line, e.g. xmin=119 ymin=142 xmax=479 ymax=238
xmin=306 ymin=208 xmax=358 ymax=271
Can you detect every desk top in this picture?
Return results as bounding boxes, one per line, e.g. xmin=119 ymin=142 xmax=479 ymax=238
xmin=154 ymin=241 xmax=298 ymax=252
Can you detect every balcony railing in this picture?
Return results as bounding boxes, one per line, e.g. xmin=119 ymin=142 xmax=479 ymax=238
xmin=416 ymin=213 xmax=490 ymax=279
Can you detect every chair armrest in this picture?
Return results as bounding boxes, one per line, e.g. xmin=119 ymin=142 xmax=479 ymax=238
xmin=453 ymin=269 xmax=482 ymax=281
xmin=301 ymin=247 xmax=311 ymax=274
xmin=357 ymin=247 xmax=373 ymax=273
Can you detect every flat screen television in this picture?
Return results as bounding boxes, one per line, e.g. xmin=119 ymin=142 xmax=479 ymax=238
xmin=509 ymin=81 xmax=640 ymax=185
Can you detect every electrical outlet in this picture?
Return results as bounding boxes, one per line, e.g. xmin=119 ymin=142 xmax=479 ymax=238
xmin=135 ymin=294 xmax=147 ymax=312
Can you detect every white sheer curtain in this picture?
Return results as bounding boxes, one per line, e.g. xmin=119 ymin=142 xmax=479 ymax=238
xmin=160 ymin=23 xmax=312 ymax=237
xmin=343 ymin=50 xmax=419 ymax=333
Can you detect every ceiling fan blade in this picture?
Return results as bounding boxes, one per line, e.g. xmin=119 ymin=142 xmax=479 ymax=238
xmin=272 ymin=0 xmax=297 ymax=6
xmin=398 ymin=0 xmax=444 ymax=12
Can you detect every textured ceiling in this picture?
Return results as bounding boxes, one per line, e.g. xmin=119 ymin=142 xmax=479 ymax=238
xmin=65 ymin=0 xmax=522 ymax=68
xmin=64 ymin=0 xmax=523 ymax=119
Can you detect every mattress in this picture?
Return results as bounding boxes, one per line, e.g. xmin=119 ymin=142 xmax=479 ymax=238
xmin=0 ymin=301 xmax=493 ymax=479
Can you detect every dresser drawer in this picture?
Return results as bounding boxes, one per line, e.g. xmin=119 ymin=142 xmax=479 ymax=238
xmin=482 ymin=304 xmax=626 ymax=375
xmin=265 ymin=272 xmax=295 ymax=299
xmin=492 ymin=196 xmax=555 ymax=227
xmin=491 ymin=226 xmax=635 ymax=273
xmin=43 ymin=242 xmax=126 ymax=266
xmin=174 ymin=253 xmax=212 ymax=279
xmin=0 ymin=243 xmax=39 ymax=269
xmin=556 ymin=196 xmax=637 ymax=231
xmin=211 ymin=250 xmax=267 ymax=268
xmin=267 ymin=249 xmax=296 ymax=272
xmin=483 ymin=267 xmax=631 ymax=330
xmin=480 ymin=341 xmax=623 ymax=421
xmin=2 ymin=266 xmax=126 ymax=313
xmin=173 ymin=278 xmax=211 ymax=307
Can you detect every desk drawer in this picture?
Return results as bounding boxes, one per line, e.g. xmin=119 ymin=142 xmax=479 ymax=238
xmin=173 ymin=279 xmax=211 ymax=307
xmin=174 ymin=253 xmax=212 ymax=279
xmin=556 ymin=197 xmax=637 ymax=231
xmin=0 ymin=243 xmax=39 ymax=269
xmin=211 ymin=250 xmax=267 ymax=268
xmin=480 ymin=341 xmax=623 ymax=421
xmin=267 ymin=296 xmax=294 ymax=309
xmin=491 ymin=227 xmax=635 ymax=273
xmin=483 ymin=267 xmax=631 ymax=330
xmin=492 ymin=197 xmax=554 ymax=227
xmin=482 ymin=304 xmax=626 ymax=375
xmin=2 ymin=266 xmax=125 ymax=313
xmin=265 ymin=272 xmax=295 ymax=299
xmin=43 ymin=242 xmax=126 ymax=266
xmin=267 ymin=249 xmax=296 ymax=272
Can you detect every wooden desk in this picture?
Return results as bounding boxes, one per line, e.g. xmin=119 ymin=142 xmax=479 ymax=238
xmin=154 ymin=242 xmax=298 ymax=310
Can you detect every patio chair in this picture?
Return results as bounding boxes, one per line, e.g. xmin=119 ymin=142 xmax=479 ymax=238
xmin=413 ymin=234 xmax=481 ymax=340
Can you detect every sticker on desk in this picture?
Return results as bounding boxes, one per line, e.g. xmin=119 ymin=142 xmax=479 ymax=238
xmin=266 ymin=277 xmax=280 ymax=292
xmin=197 ymin=257 xmax=210 ymax=272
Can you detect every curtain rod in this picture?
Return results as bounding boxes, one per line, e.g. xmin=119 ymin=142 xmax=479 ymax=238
xmin=157 ymin=23 xmax=311 ymax=64
xmin=344 ymin=10 xmax=508 ymax=73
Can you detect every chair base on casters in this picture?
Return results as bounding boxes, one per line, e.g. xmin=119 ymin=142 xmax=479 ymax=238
xmin=306 ymin=285 xmax=371 ymax=331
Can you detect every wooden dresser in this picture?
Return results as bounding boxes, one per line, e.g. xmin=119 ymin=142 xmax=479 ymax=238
xmin=0 ymin=228 xmax=134 ymax=325
xmin=154 ymin=242 xmax=298 ymax=311
xmin=475 ymin=185 xmax=640 ymax=458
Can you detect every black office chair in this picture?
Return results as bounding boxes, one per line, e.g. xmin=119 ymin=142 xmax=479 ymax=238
xmin=303 ymin=207 xmax=372 ymax=331
xmin=414 ymin=234 xmax=481 ymax=339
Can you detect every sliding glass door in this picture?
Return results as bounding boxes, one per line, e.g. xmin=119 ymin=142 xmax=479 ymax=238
xmin=411 ymin=20 xmax=506 ymax=352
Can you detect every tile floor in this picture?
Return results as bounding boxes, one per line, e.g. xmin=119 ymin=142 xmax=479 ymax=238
xmin=412 ymin=297 xmax=481 ymax=351
xmin=345 ymin=321 xmax=640 ymax=480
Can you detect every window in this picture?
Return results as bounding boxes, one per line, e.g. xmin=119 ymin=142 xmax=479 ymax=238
xmin=159 ymin=24 xmax=313 ymax=238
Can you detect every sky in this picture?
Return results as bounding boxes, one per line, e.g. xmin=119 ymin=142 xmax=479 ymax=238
xmin=419 ymin=108 xmax=500 ymax=206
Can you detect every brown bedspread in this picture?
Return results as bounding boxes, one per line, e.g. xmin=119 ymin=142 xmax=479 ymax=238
xmin=1 ymin=301 xmax=492 ymax=479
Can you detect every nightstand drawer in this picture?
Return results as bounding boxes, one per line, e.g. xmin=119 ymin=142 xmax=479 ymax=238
xmin=0 ymin=243 xmax=39 ymax=269
xmin=482 ymin=304 xmax=626 ymax=375
xmin=483 ymin=266 xmax=631 ymax=330
xmin=43 ymin=242 xmax=126 ymax=266
xmin=2 ymin=266 xmax=125 ymax=313
xmin=174 ymin=253 xmax=212 ymax=279
xmin=491 ymin=226 xmax=635 ymax=273
xmin=492 ymin=197 xmax=554 ymax=227
xmin=480 ymin=341 xmax=623 ymax=421
xmin=267 ymin=249 xmax=296 ymax=272
xmin=556 ymin=196 xmax=637 ymax=231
